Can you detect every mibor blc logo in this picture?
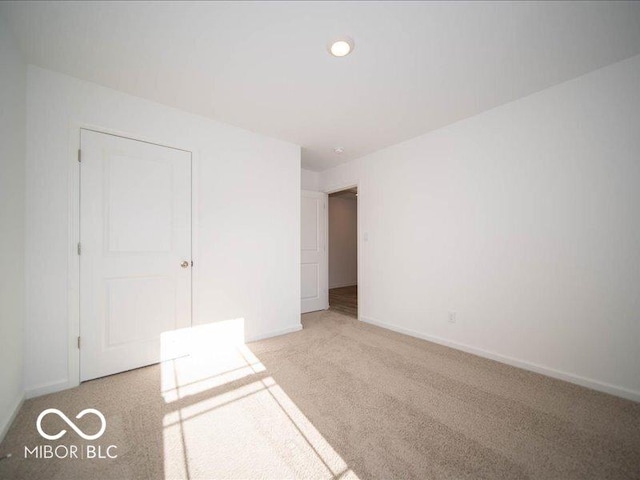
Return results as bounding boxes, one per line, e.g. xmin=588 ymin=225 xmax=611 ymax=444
xmin=37 ymin=408 xmax=106 ymax=440
xmin=25 ymin=408 xmax=117 ymax=460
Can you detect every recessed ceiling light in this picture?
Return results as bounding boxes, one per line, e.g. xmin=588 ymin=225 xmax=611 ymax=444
xmin=334 ymin=147 xmax=344 ymax=154
xmin=328 ymin=37 xmax=354 ymax=57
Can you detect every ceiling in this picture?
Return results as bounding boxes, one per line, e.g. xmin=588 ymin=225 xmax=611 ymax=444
xmin=330 ymin=187 xmax=358 ymax=199
xmin=3 ymin=1 xmax=640 ymax=171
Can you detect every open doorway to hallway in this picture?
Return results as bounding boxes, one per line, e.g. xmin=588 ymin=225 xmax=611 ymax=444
xmin=328 ymin=187 xmax=358 ymax=318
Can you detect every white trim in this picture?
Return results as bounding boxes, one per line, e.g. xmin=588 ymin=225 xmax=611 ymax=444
xmin=190 ymin=147 xmax=199 ymax=328
xmin=67 ymin=123 xmax=81 ymax=392
xmin=25 ymin=379 xmax=73 ymax=399
xmin=329 ymin=282 xmax=358 ymax=289
xmin=0 ymin=392 xmax=25 ymax=442
xmin=361 ymin=316 xmax=640 ymax=403
xmin=245 ymin=324 xmax=303 ymax=343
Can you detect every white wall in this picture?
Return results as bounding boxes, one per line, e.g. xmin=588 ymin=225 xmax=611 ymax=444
xmin=0 ymin=10 xmax=26 ymax=439
xmin=301 ymin=168 xmax=320 ymax=191
xmin=320 ymin=55 xmax=640 ymax=401
xmin=25 ymin=66 xmax=301 ymax=397
xmin=328 ymin=196 xmax=358 ymax=288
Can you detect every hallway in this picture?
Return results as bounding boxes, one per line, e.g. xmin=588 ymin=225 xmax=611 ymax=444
xmin=329 ymin=286 xmax=357 ymax=318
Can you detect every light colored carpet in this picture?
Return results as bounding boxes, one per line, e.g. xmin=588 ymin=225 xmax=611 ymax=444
xmin=1 ymin=310 xmax=639 ymax=479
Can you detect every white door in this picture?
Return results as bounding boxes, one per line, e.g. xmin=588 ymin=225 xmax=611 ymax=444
xmin=80 ymin=130 xmax=192 ymax=381
xmin=301 ymin=190 xmax=328 ymax=313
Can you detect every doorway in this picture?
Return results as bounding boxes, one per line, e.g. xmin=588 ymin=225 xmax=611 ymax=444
xmin=328 ymin=187 xmax=358 ymax=318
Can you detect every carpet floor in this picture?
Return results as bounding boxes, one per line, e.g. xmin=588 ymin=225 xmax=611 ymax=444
xmin=1 ymin=310 xmax=639 ymax=480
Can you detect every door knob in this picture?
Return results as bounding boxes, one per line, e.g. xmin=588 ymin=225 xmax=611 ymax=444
xmin=181 ymin=261 xmax=190 ymax=268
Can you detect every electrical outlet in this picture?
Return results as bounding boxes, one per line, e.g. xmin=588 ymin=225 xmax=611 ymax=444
xmin=448 ymin=312 xmax=457 ymax=324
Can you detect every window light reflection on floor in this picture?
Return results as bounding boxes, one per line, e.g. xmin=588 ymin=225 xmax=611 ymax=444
xmin=159 ymin=318 xmax=359 ymax=479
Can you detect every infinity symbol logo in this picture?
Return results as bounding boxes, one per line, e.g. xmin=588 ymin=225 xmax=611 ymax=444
xmin=36 ymin=408 xmax=107 ymax=440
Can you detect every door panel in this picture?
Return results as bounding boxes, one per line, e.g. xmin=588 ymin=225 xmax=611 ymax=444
xmin=106 ymin=154 xmax=173 ymax=252
xmin=301 ymin=191 xmax=328 ymax=313
xmin=301 ymin=263 xmax=319 ymax=300
xmin=105 ymin=276 xmax=176 ymax=346
xmin=80 ymin=130 xmax=191 ymax=381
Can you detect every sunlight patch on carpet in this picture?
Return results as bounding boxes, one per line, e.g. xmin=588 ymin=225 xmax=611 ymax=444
xmin=160 ymin=321 xmax=358 ymax=479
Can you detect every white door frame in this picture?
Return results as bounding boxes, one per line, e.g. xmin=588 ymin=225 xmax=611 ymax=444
xmin=324 ymin=181 xmax=361 ymax=322
xmin=65 ymin=123 xmax=195 ymax=392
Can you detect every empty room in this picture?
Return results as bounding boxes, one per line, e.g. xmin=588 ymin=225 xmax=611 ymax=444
xmin=1 ymin=1 xmax=639 ymax=479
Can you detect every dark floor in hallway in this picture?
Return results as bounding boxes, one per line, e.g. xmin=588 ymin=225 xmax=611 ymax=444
xmin=329 ymin=285 xmax=357 ymax=318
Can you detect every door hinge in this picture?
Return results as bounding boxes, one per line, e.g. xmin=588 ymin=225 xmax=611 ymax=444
xmin=77 ymin=242 xmax=81 ymax=255
xmin=77 ymin=336 xmax=81 ymax=349
xmin=77 ymin=149 xmax=81 ymax=163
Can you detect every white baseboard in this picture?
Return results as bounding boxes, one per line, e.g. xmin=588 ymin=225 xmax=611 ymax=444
xmin=245 ymin=324 xmax=303 ymax=343
xmin=22 ymin=325 xmax=302 ymax=400
xmin=329 ymin=282 xmax=358 ymax=289
xmin=0 ymin=391 xmax=25 ymax=442
xmin=25 ymin=379 xmax=72 ymax=400
xmin=361 ymin=316 xmax=640 ymax=403
xmin=24 ymin=325 xmax=302 ymax=398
